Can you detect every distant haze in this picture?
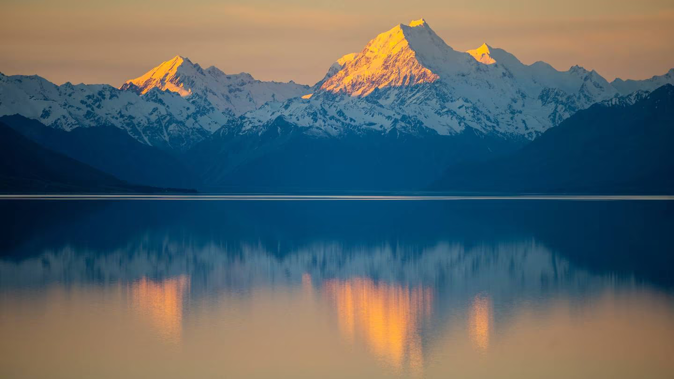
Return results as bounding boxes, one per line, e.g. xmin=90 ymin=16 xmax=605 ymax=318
xmin=1 ymin=0 xmax=673 ymax=86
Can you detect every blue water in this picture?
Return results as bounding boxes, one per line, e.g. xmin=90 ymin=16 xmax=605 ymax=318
xmin=1 ymin=199 xmax=673 ymax=378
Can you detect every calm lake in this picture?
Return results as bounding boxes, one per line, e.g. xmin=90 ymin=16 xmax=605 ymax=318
xmin=1 ymin=199 xmax=673 ymax=378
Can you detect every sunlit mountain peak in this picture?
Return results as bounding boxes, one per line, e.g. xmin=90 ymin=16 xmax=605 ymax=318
xmin=467 ymin=43 xmax=496 ymax=65
xmin=319 ymin=19 xmax=454 ymax=96
xmin=408 ymin=18 xmax=428 ymax=27
xmin=119 ymin=55 xmax=309 ymax=123
xmin=167 ymin=55 xmax=189 ymax=65
xmin=121 ymin=55 xmax=199 ymax=96
xmin=315 ymin=18 xmax=483 ymax=96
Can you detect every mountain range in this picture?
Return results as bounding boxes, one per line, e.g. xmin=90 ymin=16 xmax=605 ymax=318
xmin=0 ymin=121 xmax=190 ymax=193
xmin=431 ymin=84 xmax=674 ymax=193
xmin=0 ymin=115 xmax=198 ymax=189
xmin=0 ymin=19 xmax=672 ymax=193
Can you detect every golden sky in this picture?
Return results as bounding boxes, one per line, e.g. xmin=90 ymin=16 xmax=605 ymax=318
xmin=1 ymin=0 xmax=672 ymax=86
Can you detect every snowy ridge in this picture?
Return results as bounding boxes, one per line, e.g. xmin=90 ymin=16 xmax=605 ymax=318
xmin=240 ymin=20 xmax=632 ymax=139
xmin=0 ymin=57 xmax=312 ymax=149
xmin=600 ymin=90 xmax=651 ymax=107
xmin=121 ymin=55 xmax=311 ymax=118
xmin=0 ymin=73 xmax=223 ymax=150
xmin=319 ymin=19 xmax=444 ymax=96
xmin=0 ymin=18 xmax=672 ymax=150
xmin=467 ymin=44 xmax=496 ymax=65
xmin=611 ymin=68 xmax=674 ymax=95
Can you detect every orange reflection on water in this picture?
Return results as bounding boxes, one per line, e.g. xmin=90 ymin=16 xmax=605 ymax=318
xmin=469 ymin=294 xmax=493 ymax=351
xmin=322 ymin=278 xmax=432 ymax=373
xmin=130 ymin=275 xmax=189 ymax=343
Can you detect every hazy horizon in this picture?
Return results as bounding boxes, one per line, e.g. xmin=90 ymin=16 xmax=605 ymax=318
xmin=1 ymin=0 xmax=673 ymax=86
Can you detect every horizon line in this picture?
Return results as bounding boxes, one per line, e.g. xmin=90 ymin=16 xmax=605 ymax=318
xmin=1 ymin=195 xmax=673 ymax=201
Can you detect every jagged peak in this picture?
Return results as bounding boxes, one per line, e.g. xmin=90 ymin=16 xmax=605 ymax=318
xmin=234 ymin=72 xmax=256 ymax=82
xmin=315 ymin=18 xmax=474 ymax=96
xmin=399 ymin=18 xmax=456 ymax=55
xmin=399 ymin=18 xmax=442 ymax=40
xmin=122 ymin=55 xmax=202 ymax=96
xmin=205 ymin=65 xmax=224 ymax=76
xmin=408 ymin=18 xmax=428 ymax=28
xmin=318 ymin=20 xmax=442 ymax=96
xmin=569 ymin=65 xmax=589 ymax=74
xmin=467 ymin=43 xmax=496 ymax=65
xmin=156 ymin=55 xmax=200 ymax=73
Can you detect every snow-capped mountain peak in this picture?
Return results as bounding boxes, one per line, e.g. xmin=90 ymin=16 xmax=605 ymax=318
xmin=243 ymin=19 xmax=657 ymax=140
xmin=568 ymin=65 xmax=590 ymax=75
xmin=318 ymin=19 xmax=460 ymax=96
xmin=398 ymin=18 xmax=469 ymax=71
xmin=120 ymin=55 xmax=310 ymax=118
xmin=408 ymin=18 xmax=428 ymax=27
xmin=121 ymin=55 xmax=201 ymax=96
xmin=467 ymin=43 xmax=496 ymax=65
xmin=2 ymin=17 xmax=673 ymax=155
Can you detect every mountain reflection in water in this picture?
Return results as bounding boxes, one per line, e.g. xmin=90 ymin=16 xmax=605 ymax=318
xmin=130 ymin=275 xmax=189 ymax=344
xmin=0 ymin=200 xmax=673 ymax=378
xmin=321 ymin=277 xmax=432 ymax=373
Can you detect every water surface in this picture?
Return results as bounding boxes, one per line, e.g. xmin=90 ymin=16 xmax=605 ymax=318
xmin=1 ymin=200 xmax=673 ymax=378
